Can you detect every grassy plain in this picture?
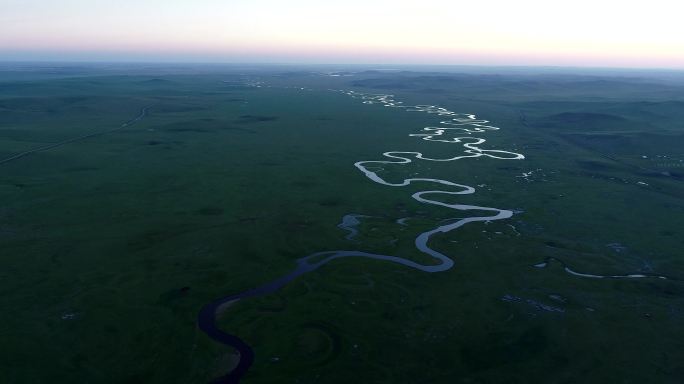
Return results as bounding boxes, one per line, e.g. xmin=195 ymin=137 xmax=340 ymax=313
xmin=1 ymin=64 xmax=683 ymax=383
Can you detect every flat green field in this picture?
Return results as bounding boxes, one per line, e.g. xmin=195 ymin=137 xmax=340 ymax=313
xmin=1 ymin=64 xmax=683 ymax=383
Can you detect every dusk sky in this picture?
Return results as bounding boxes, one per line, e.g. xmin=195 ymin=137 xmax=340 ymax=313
xmin=2 ymin=0 xmax=683 ymax=68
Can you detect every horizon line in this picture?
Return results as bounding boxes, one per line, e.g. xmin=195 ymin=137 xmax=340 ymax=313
xmin=2 ymin=59 xmax=684 ymax=73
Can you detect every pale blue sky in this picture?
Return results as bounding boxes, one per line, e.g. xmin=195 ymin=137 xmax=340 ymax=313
xmin=2 ymin=0 xmax=683 ymax=68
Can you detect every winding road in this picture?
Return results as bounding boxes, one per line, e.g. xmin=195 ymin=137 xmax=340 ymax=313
xmin=0 ymin=106 xmax=150 ymax=166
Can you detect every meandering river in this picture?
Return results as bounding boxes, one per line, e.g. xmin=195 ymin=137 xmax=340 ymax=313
xmin=198 ymin=91 xmax=525 ymax=383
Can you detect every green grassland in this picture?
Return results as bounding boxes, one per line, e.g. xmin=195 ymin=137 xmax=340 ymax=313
xmin=1 ymin=65 xmax=683 ymax=383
